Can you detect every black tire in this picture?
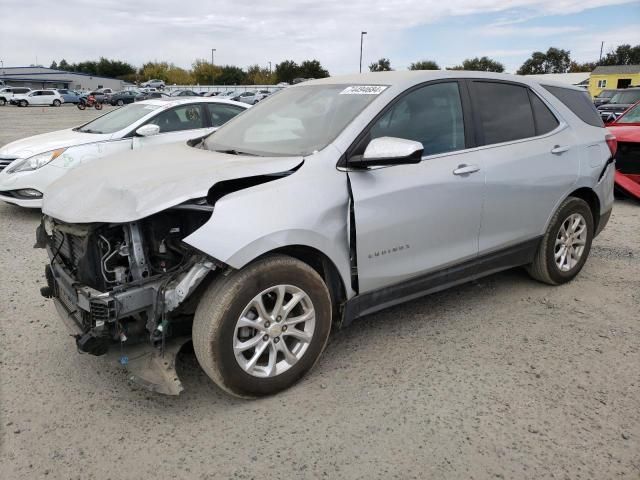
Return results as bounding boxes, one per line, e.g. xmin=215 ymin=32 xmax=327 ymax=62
xmin=193 ymin=255 xmax=332 ymax=398
xmin=527 ymin=197 xmax=594 ymax=285
xmin=0 ymin=98 xmax=6 ymax=106
xmin=53 ymin=99 xmax=61 ymax=107
xmin=19 ymin=100 xmax=28 ymax=107
xmin=117 ymin=99 xmax=124 ymax=106
xmin=95 ymin=103 xmax=103 ymax=110
xmin=77 ymin=102 xmax=86 ymax=110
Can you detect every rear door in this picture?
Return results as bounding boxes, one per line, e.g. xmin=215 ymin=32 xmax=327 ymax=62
xmin=348 ymin=80 xmax=485 ymax=292
xmin=468 ymin=80 xmax=579 ymax=254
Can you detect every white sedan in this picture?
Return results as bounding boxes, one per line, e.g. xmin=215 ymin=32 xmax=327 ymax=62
xmin=0 ymin=97 xmax=249 ymax=208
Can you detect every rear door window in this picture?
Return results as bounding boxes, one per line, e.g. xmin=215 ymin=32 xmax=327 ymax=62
xmin=529 ymin=92 xmax=560 ymax=135
xmin=148 ymin=104 xmax=205 ymax=133
xmin=542 ymin=85 xmax=603 ymax=127
xmin=207 ymin=103 xmax=245 ymax=127
xmin=471 ymin=81 xmax=536 ymax=145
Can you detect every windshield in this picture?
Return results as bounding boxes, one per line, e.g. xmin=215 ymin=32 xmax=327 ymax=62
xmin=610 ymin=90 xmax=640 ymax=105
xmin=616 ymin=103 xmax=640 ymax=123
xmin=204 ymin=84 xmax=385 ymax=156
xmin=598 ymin=90 xmax=616 ymax=98
xmin=76 ymin=103 xmax=161 ymax=134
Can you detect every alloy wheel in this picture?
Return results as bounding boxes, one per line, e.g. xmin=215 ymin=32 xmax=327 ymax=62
xmin=554 ymin=213 xmax=587 ymax=272
xmin=233 ymin=284 xmax=316 ymax=378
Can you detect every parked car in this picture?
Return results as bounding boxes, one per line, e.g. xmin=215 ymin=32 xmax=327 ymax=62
xmin=170 ymin=90 xmax=201 ymax=97
xmin=11 ymin=89 xmax=64 ymax=107
xmin=56 ymin=89 xmax=82 ymax=104
xmin=606 ymin=101 xmax=640 ymax=200
xmin=597 ymin=87 xmax=640 ymax=123
xmin=0 ymin=87 xmax=32 ymax=106
xmin=141 ymin=79 xmax=165 ymax=89
xmin=593 ymin=89 xmax=618 ymax=107
xmin=35 ymin=71 xmax=615 ymax=398
xmin=135 ymin=91 xmax=171 ymax=101
xmin=232 ymin=90 xmax=269 ymax=105
xmin=0 ymin=98 xmax=249 ymax=207
xmin=109 ymin=90 xmax=140 ymax=106
xmin=80 ymin=90 xmax=108 ymax=104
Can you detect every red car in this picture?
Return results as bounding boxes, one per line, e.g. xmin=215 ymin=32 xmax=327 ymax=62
xmin=607 ymin=101 xmax=640 ymax=200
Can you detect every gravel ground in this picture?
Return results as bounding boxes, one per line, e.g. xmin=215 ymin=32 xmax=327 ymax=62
xmin=0 ymin=106 xmax=639 ymax=479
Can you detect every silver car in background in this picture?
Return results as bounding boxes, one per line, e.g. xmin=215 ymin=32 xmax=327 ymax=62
xmin=38 ymin=71 xmax=615 ymax=397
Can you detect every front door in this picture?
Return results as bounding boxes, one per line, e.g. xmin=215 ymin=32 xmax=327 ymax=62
xmin=133 ymin=103 xmax=213 ymax=149
xmin=348 ymin=81 xmax=485 ymax=293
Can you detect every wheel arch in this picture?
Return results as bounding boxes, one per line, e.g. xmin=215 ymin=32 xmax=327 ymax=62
xmin=567 ymin=187 xmax=601 ymax=231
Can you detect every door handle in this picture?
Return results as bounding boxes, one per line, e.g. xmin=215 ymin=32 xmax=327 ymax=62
xmin=551 ymin=145 xmax=570 ymax=154
xmin=453 ymin=164 xmax=480 ymax=175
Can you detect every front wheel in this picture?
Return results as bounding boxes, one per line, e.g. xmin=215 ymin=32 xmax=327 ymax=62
xmin=0 ymin=98 xmax=6 ymax=106
xmin=527 ymin=197 xmax=594 ymax=285
xmin=95 ymin=103 xmax=103 ymax=110
xmin=53 ymin=99 xmax=61 ymax=107
xmin=193 ymin=255 xmax=332 ymax=397
xmin=19 ymin=100 xmax=28 ymax=107
xmin=77 ymin=102 xmax=86 ymax=110
xmin=117 ymin=99 xmax=124 ymax=106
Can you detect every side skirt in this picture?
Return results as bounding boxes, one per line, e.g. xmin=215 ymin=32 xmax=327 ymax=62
xmin=341 ymin=237 xmax=541 ymax=327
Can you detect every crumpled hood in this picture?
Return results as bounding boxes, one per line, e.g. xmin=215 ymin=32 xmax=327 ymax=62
xmin=0 ymin=128 xmax=111 ymax=159
xmin=43 ymin=142 xmax=303 ymax=223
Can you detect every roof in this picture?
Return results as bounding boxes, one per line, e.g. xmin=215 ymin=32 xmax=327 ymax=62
xmin=521 ymin=72 xmax=590 ymax=85
xmin=138 ymin=97 xmax=250 ymax=108
xmin=305 ymin=70 xmax=583 ymax=91
xmin=0 ymin=66 xmax=123 ymax=81
xmin=592 ymin=65 xmax=640 ymax=75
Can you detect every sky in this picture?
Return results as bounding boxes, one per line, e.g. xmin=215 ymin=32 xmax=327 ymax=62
xmin=1 ymin=0 xmax=639 ymax=74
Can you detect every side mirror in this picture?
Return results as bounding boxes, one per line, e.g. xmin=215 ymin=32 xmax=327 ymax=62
xmin=351 ymin=137 xmax=424 ymax=168
xmin=136 ymin=124 xmax=160 ymax=137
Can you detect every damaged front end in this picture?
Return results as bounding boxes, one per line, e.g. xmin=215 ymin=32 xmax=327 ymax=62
xmin=36 ymin=203 xmax=220 ymax=395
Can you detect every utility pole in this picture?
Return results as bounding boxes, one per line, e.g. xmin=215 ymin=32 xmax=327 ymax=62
xmin=599 ymin=41 xmax=604 ymax=64
xmin=268 ymin=61 xmax=272 ymax=73
xmin=359 ymin=32 xmax=367 ymax=73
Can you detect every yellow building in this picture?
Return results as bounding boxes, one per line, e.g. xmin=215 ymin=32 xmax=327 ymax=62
xmin=589 ymin=65 xmax=640 ymax=98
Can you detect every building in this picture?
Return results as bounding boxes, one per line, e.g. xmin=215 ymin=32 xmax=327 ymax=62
xmin=588 ymin=65 xmax=640 ymax=97
xmin=0 ymin=66 xmax=125 ymax=91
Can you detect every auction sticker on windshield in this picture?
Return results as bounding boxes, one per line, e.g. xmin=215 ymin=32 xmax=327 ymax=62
xmin=340 ymin=86 xmax=388 ymax=95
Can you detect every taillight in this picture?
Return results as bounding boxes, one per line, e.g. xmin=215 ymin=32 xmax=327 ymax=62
xmin=605 ymin=133 xmax=617 ymax=158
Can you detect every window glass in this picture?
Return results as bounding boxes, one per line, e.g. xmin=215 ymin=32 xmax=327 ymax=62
xmin=77 ymin=103 xmax=161 ymax=134
xmin=609 ymin=90 xmax=640 ymax=105
xmin=207 ymin=103 xmax=245 ymax=127
xmin=529 ymin=92 xmax=559 ymax=135
xmin=367 ymin=82 xmax=465 ymax=156
xmin=615 ymin=103 xmax=640 ymax=124
xmin=148 ymin=104 xmax=205 ymax=133
xmin=542 ymin=85 xmax=604 ymax=127
xmin=473 ymin=82 xmax=535 ymax=145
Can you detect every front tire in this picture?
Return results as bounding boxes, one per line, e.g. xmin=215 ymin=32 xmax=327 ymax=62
xmin=527 ymin=197 xmax=594 ymax=285
xmin=53 ymin=99 xmax=61 ymax=107
xmin=19 ymin=100 xmax=28 ymax=107
xmin=0 ymin=98 xmax=6 ymax=106
xmin=95 ymin=103 xmax=103 ymax=110
xmin=193 ymin=255 xmax=332 ymax=397
xmin=117 ymin=99 xmax=124 ymax=106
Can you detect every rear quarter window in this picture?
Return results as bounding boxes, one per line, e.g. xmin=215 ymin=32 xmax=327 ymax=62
xmin=542 ymin=85 xmax=604 ymax=128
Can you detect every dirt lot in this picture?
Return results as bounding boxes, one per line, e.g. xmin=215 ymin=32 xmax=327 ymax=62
xmin=0 ymin=106 xmax=639 ymax=479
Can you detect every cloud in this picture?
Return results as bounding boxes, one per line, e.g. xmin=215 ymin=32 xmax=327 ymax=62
xmin=0 ymin=0 xmax=637 ymax=74
xmin=480 ymin=26 xmax=584 ymax=36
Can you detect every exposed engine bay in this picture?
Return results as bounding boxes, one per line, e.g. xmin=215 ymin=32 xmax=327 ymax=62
xmin=36 ymin=203 xmax=219 ymax=394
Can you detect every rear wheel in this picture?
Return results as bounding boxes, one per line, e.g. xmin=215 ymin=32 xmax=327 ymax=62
xmin=95 ymin=103 xmax=103 ymax=110
xmin=193 ymin=255 xmax=332 ymax=397
xmin=117 ymin=99 xmax=124 ymax=106
xmin=527 ymin=197 xmax=594 ymax=285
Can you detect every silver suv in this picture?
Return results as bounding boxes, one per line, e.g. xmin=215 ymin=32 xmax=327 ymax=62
xmin=38 ymin=71 xmax=615 ymax=397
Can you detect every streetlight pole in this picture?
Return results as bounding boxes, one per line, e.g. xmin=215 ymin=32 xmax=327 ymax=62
xmin=359 ymin=31 xmax=367 ymax=73
xmin=211 ymin=48 xmax=216 ymax=86
xmin=268 ymin=61 xmax=272 ymax=73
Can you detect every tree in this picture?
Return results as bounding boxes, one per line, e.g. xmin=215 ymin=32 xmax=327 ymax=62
xmin=298 ymin=59 xmax=329 ymax=79
xmin=517 ymin=48 xmax=571 ymax=75
xmin=409 ymin=60 xmax=439 ymax=70
xmin=601 ymin=44 xmax=640 ymax=66
xmin=275 ymin=60 xmax=300 ymax=84
xmin=246 ymin=64 xmax=275 ymax=85
xmin=450 ymin=56 xmax=504 ymax=72
xmin=50 ymin=61 xmax=58 ymax=70
xmin=216 ymin=65 xmax=246 ymax=85
xmin=568 ymin=61 xmax=597 ymax=73
xmin=369 ymin=58 xmax=392 ymax=72
xmin=58 ymin=59 xmax=70 ymax=71
xmin=192 ymin=59 xmax=221 ymax=84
